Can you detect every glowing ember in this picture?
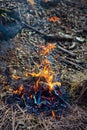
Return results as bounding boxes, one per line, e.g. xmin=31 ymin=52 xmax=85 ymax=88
xmin=48 ymin=16 xmax=60 ymax=22
xmin=52 ymin=110 xmax=56 ymax=118
xmin=9 ymin=84 xmax=23 ymax=95
xmin=19 ymin=85 xmax=23 ymax=92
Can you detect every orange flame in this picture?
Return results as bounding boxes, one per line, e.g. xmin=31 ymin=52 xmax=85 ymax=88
xmin=19 ymin=85 xmax=23 ymax=92
xmin=52 ymin=110 xmax=56 ymax=118
xmin=29 ymin=62 xmax=61 ymax=91
xmin=40 ymin=43 xmax=56 ymax=55
xmin=12 ymin=43 xmax=61 ymax=95
xmin=9 ymin=84 xmax=23 ymax=95
xmin=25 ymin=43 xmax=61 ymax=91
xmin=48 ymin=16 xmax=60 ymax=22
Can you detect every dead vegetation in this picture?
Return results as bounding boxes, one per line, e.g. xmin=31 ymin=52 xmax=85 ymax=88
xmin=0 ymin=104 xmax=87 ymax=130
xmin=0 ymin=0 xmax=87 ymax=130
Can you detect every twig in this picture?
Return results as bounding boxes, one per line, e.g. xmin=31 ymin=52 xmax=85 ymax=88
xmin=27 ymin=124 xmax=40 ymax=130
xmin=22 ymin=21 xmax=86 ymax=43
xmin=53 ymin=90 xmax=73 ymax=111
xmin=22 ymin=22 xmax=73 ymax=41
xmin=0 ymin=108 xmax=11 ymax=129
xmin=16 ymin=104 xmax=26 ymax=115
xmin=12 ymin=106 xmax=16 ymax=130
xmin=0 ymin=105 xmax=8 ymax=110
xmin=75 ymin=85 xmax=87 ymax=103
xmin=41 ymin=118 xmax=49 ymax=130
xmin=66 ymin=57 xmax=84 ymax=64
xmin=57 ymin=45 xmax=76 ymax=58
xmin=69 ymin=42 xmax=76 ymax=50
xmin=59 ymin=57 xmax=85 ymax=70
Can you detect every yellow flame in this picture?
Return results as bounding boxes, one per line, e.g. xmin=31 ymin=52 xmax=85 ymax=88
xmin=40 ymin=43 xmax=56 ymax=55
xmin=25 ymin=43 xmax=61 ymax=91
xmin=48 ymin=82 xmax=61 ymax=91
xmin=12 ymin=43 xmax=61 ymax=94
xmin=29 ymin=64 xmax=61 ymax=91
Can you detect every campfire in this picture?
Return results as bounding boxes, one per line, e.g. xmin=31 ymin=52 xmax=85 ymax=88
xmin=2 ymin=43 xmax=72 ymax=117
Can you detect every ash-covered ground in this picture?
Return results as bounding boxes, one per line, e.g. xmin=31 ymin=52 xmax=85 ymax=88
xmin=0 ymin=0 xmax=87 ymax=130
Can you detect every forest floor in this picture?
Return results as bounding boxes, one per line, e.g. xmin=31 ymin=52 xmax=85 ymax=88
xmin=0 ymin=0 xmax=87 ymax=130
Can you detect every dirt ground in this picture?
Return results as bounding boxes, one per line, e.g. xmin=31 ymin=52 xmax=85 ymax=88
xmin=0 ymin=0 xmax=87 ymax=130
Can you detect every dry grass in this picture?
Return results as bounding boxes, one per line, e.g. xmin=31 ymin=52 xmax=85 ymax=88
xmin=0 ymin=104 xmax=87 ymax=130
